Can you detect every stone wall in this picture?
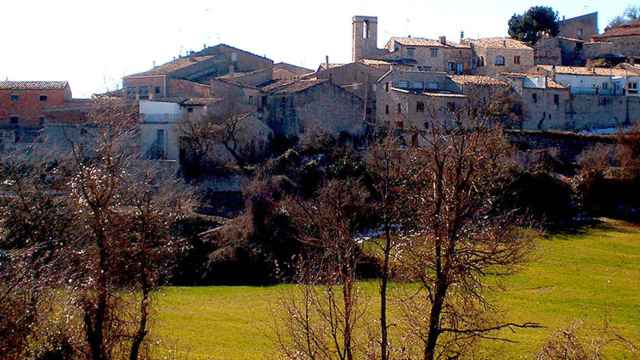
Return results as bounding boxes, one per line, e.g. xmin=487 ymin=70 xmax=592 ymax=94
xmin=473 ymin=47 xmax=535 ymax=75
xmin=265 ymin=82 xmax=365 ymax=138
xmin=559 ymin=13 xmax=598 ymax=40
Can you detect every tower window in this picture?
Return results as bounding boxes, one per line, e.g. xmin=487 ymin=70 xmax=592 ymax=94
xmin=363 ymin=21 xmax=369 ymax=39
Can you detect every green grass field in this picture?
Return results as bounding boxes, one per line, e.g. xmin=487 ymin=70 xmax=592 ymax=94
xmin=151 ymin=219 xmax=640 ymax=359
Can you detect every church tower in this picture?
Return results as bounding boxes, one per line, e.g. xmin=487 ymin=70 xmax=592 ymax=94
xmin=352 ymin=16 xmax=379 ymax=62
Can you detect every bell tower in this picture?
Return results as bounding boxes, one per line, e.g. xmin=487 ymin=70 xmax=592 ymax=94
xmin=352 ymin=16 xmax=379 ymax=62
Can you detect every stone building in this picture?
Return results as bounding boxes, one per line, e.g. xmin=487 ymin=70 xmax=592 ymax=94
xmin=123 ymin=44 xmax=273 ymax=100
xmin=559 ymin=12 xmax=599 ymax=41
xmin=534 ymin=65 xmax=640 ymax=96
xmin=535 ymin=36 xmax=586 ymax=66
xmin=0 ymin=81 xmax=72 ymax=129
xmin=465 ymin=38 xmax=534 ymax=75
xmin=273 ymin=62 xmax=314 ymax=80
xmin=383 ymin=37 xmax=473 ymax=74
xmin=375 ymin=69 xmax=466 ymax=130
xmin=260 ymin=79 xmax=365 ymax=138
xmin=589 ymin=20 xmax=640 ymax=61
xmin=501 ymin=73 xmax=571 ymax=130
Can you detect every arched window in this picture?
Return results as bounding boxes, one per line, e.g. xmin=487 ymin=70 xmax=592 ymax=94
xmin=495 ymin=55 xmax=506 ymax=66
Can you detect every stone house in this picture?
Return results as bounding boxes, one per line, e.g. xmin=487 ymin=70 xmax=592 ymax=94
xmin=535 ymin=36 xmax=586 ymax=66
xmin=260 ymin=79 xmax=365 ymax=138
xmin=0 ymin=81 xmax=72 ymax=129
xmin=123 ymin=44 xmax=273 ymax=100
xmin=559 ymin=12 xmax=599 ymax=41
xmin=465 ymin=38 xmax=534 ymax=75
xmin=376 ymin=69 xmax=467 ymax=130
xmin=501 ymin=73 xmax=571 ymax=130
xmin=273 ymin=63 xmax=314 ymax=80
xmin=589 ymin=20 xmax=640 ymax=61
xmin=383 ymin=37 xmax=473 ymax=74
xmin=534 ymin=65 xmax=640 ymax=96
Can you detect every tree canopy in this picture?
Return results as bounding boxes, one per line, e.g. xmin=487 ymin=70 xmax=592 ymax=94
xmin=508 ymin=6 xmax=560 ymax=44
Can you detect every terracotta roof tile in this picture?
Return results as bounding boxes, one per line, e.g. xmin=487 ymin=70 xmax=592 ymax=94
xmin=0 ymin=81 xmax=68 ymax=90
xmin=595 ymin=20 xmax=640 ymax=39
xmin=389 ymin=37 xmax=469 ymax=48
xmin=450 ymin=75 xmax=508 ymax=87
xmin=538 ymin=65 xmax=640 ymax=76
xmin=127 ymin=56 xmax=215 ymax=77
xmin=467 ymin=37 xmax=532 ymax=50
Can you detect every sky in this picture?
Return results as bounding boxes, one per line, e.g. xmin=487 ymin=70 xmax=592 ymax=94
xmin=0 ymin=0 xmax=631 ymax=97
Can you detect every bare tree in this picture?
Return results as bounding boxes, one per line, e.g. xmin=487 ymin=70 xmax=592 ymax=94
xmin=366 ymin=133 xmax=412 ymax=360
xmin=277 ymin=180 xmax=369 ymax=360
xmin=395 ymin=105 xmax=539 ymax=359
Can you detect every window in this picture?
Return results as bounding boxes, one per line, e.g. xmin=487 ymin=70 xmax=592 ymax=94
xmin=577 ymin=29 xmax=584 ymax=38
xmin=139 ymin=86 xmax=149 ymax=99
xmin=385 ymin=82 xmax=390 ymax=92
xmin=532 ymin=93 xmax=538 ymax=104
xmin=39 ymin=117 xmax=45 ymax=126
xmin=495 ymin=55 xmax=506 ymax=66
xmin=363 ymin=20 xmax=369 ymax=39
xmin=385 ymin=105 xmax=389 ymax=114
xmin=10 ymin=95 xmax=19 ymax=101
xmin=155 ymin=86 xmax=161 ymax=95
xmin=416 ymin=101 xmax=425 ymax=112
xmin=514 ymin=56 xmax=521 ymax=65
xmin=629 ymin=81 xmax=638 ymax=94
xmin=478 ymin=56 xmax=485 ymax=67
xmin=431 ymin=48 xmax=439 ymax=57
xmin=447 ymin=102 xmax=456 ymax=112
xmin=126 ymin=87 xmax=136 ymax=99
xmin=10 ymin=116 xmax=18 ymax=124
xmin=406 ymin=47 xmax=416 ymax=58
xmin=447 ymin=62 xmax=455 ymax=73
xmin=456 ymin=63 xmax=464 ymax=74
xmin=554 ymin=94 xmax=560 ymax=107
xmin=602 ymin=82 xmax=609 ymax=90
xmin=187 ymin=107 xmax=194 ymax=113
xmin=39 ymin=95 xmax=48 ymax=102
xmin=397 ymin=103 xmax=402 ymax=114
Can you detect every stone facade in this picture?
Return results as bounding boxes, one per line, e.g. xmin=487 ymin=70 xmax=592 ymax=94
xmin=384 ymin=37 xmax=473 ymax=74
xmin=467 ymin=38 xmax=535 ymax=75
xmin=559 ymin=12 xmax=599 ymax=41
xmin=262 ymin=79 xmax=365 ymax=138
xmin=0 ymin=81 xmax=72 ymax=128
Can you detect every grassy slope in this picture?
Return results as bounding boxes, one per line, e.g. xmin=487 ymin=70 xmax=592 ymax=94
xmin=151 ymin=220 xmax=640 ymax=359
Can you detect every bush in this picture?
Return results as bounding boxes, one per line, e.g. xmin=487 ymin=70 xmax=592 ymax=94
xmin=498 ymin=171 xmax=576 ymax=229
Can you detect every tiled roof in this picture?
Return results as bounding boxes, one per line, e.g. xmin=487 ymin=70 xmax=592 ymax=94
xmin=467 ymin=37 xmax=532 ymax=50
xmin=450 ymin=75 xmax=508 ymax=87
xmin=595 ymin=20 xmax=640 ymax=39
xmin=127 ymin=56 xmax=215 ymax=77
xmin=389 ymin=37 xmax=469 ymax=48
xmin=318 ymin=63 xmax=345 ymax=71
xmin=0 ymin=81 xmax=68 ymax=90
xmin=273 ymin=62 xmax=313 ymax=77
xmin=537 ymin=65 xmax=640 ymax=76
xmin=264 ymin=79 xmax=327 ymax=95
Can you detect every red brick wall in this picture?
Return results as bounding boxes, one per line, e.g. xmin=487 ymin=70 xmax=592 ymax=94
xmin=0 ymin=86 xmax=70 ymax=127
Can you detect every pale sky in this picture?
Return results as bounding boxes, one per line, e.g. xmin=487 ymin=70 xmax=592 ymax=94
xmin=0 ymin=0 xmax=630 ymax=97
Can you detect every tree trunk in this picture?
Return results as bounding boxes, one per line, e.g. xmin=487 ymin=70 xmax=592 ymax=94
xmin=129 ymin=286 xmax=150 ymax=360
xmin=424 ymin=279 xmax=448 ymax=360
xmin=380 ymin=224 xmax=392 ymax=360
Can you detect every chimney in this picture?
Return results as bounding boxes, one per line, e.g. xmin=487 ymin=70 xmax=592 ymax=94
xmin=439 ymin=36 xmax=447 ymax=45
xmin=460 ymin=31 xmax=464 ymax=41
xmin=326 ymin=55 xmax=330 ymax=69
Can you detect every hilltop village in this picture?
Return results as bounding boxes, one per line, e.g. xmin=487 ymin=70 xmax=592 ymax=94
xmin=1 ymin=12 xmax=639 ymax=164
